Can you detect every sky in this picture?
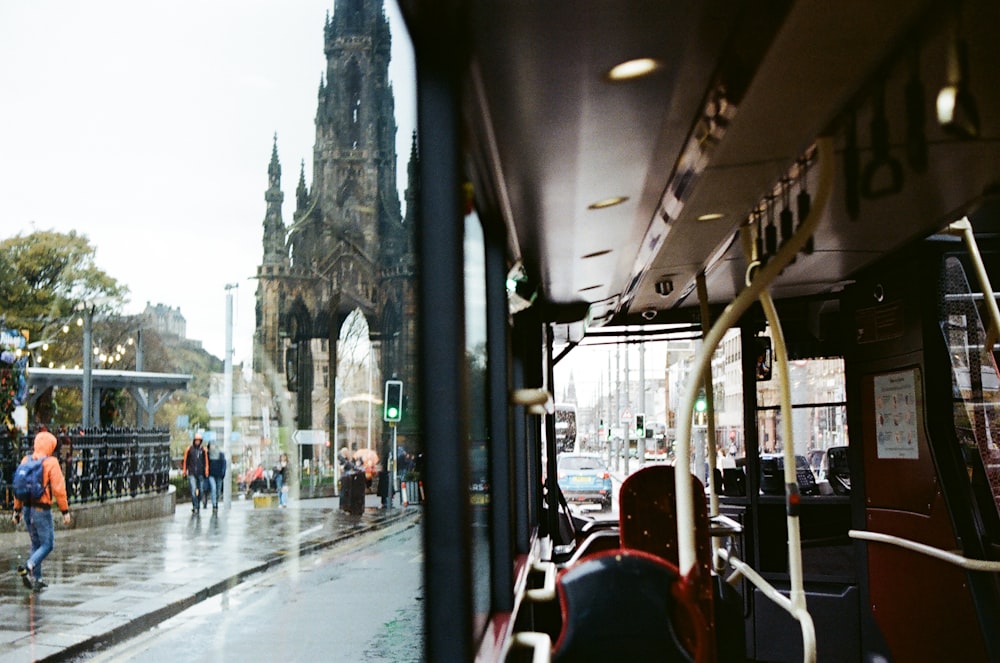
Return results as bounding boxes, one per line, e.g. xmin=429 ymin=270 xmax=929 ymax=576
xmin=0 ymin=1 xmax=416 ymax=366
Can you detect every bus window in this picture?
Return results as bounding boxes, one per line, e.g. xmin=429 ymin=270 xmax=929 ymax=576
xmin=756 ymin=333 xmax=848 ymax=494
xmin=464 ymin=210 xmax=492 ymax=638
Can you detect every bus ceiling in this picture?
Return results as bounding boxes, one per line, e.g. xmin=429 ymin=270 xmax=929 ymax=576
xmin=404 ymin=1 xmax=999 ymax=329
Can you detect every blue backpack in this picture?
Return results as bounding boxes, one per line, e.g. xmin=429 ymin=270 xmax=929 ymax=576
xmin=12 ymin=456 xmax=48 ymax=504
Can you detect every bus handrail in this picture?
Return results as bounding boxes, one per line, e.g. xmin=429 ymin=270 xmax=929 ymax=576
xmin=512 ymin=388 xmax=554 ymax=415
xmin=945 ymin=217 xmax=1000 ymax=353
xmin=849 ymin=529 xmax=1000 ymax=572
xmin=524 ymin=561 xmax=557 ymax=602
xmin=718 ymin=548 xmax=817 ymax=662
xmin=673 ymin=136 xmax=834 ymax=580
xmin=509 ymin=632 xmax=552 ymax=663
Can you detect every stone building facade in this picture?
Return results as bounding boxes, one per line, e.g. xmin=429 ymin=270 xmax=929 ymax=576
xmin=253 ymin=0 xmax=418 ymax=462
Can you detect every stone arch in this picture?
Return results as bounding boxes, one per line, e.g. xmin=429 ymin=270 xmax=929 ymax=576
xmin=333 ymin=308 xmax=379 ymax=454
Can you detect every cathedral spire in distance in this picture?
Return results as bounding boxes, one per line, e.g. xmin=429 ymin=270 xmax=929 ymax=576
xmin=296 ymin=159 xmax=309 ymax=212
xmin=261 ymin=133 xmax=286 ymax=266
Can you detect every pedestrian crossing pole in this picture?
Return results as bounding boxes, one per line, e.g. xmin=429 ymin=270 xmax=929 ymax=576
xmin=390 ymin=423 xmax=398 ymax=507
xmin=223 ymin=283 xmax=237 ymax=511
xmin=384 ymin=380 xmax=403 ymax=507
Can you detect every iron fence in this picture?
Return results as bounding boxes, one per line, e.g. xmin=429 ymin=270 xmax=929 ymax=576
xmin=0 ymin=427 xmax=171 ymax=509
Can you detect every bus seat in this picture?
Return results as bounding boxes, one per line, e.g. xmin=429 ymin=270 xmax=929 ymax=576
xmin=552 ymin=549 xmax=698 ymax=663
xmin=618 ymin=464 xmax=715 ymax=662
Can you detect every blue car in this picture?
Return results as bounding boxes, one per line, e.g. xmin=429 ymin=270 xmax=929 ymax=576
xmin=557 ymin=454 xmax=613 ymax=511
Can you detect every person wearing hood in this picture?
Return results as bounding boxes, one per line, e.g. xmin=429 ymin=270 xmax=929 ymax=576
xmin=182 ymin=433 xmax=209 ymax=515
xmin=206 ymin=442 xmax=227 ymax=513
xmin=11 ymin=430 xmax=71 ymax=591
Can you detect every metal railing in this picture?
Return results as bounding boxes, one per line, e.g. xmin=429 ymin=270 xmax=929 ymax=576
xmin=0 ymin=427 xmax=171 ymax=509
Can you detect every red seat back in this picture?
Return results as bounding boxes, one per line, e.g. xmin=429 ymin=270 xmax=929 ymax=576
xmin=618 ymin=465 xmax=715 ymax=662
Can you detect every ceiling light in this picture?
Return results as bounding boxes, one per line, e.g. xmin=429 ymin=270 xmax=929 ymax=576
xmin=588 ymin=196 xmax=629 ymax=210
xmin=697 ymin=212 xmax=725 ymax=222
xmin=608 ymin=58 xmax=662 ymax=81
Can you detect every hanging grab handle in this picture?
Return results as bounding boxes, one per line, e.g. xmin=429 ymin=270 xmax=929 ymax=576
xmin=861 ymin=84 xmax=904 ymax=199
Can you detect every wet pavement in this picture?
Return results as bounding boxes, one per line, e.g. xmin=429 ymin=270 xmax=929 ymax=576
xmin=0 ymin=494 xmax=419 ymax=663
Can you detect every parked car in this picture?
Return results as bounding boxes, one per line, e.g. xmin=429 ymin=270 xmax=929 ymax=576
xmin=557 ymin=454 xmax=613 ymax=511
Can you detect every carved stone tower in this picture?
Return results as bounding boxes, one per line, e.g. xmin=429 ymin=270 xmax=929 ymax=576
xmin=254 ymin=0 xmax=418 ymax=462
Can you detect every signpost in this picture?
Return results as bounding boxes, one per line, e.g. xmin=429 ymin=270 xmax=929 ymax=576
xmin=292 ymin=429 xmax=326 ymax=446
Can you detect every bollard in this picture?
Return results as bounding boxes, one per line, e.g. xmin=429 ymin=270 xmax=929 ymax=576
xmin=401 ymin=481 xmax=409 ymax=507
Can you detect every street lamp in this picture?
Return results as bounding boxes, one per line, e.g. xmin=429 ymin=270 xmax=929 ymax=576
xmin=75 ymin=297 xmax=115 ymax=428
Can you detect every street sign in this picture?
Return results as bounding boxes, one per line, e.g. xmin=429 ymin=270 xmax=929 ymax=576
xmin=620 ymin=407 xmax=632 ymax=422
xmin=292 ymin=429 xmax=326 ymax=445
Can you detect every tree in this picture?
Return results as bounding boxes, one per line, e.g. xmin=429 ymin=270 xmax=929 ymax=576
xmin=0 ymin=229 xmax=126 ymax=339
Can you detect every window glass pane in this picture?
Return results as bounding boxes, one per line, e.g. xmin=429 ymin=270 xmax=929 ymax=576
xmin=755 ymin=328 xmax=848 ymax=494
xmin=464 ymin=211 xmax=492 ymax=636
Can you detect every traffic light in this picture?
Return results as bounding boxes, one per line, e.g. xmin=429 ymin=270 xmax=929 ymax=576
xmin=384 ymin=380 xmax=403 ymax=422
xmin=694 ymin=389 xmax=708 ymax=426
xmin=635 ymin=413 xmax=645 ymax=438
xmin=694 ymin=390 xmax=707 ymax=414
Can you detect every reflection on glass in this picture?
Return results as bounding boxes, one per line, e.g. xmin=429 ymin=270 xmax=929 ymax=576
xmin=464 ymin=211 xmax=492 ymax=638
xmin=940 ymin=256 xmax=1000 ymax=521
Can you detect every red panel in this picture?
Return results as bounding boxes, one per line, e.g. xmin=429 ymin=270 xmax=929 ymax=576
xmin=866 ymin=508 xmax=987 ymax=662
xmin=861 ymin=369 xmax=988 ymax=661
xmin=619 ymin=465 xmax=715 ymax=662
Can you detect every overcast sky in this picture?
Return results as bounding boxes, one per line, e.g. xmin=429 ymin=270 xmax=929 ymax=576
xmin=0 ymin=1 xmax=416 ymax=366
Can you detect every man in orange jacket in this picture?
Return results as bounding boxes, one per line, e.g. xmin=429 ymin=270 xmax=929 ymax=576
xmin=11 ymin=430 xmax=71 ymax=591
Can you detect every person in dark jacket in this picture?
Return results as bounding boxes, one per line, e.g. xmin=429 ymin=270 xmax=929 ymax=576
xmin=207 ymin=442 xmax=227 ymax=513
xmin=274 ymin=453 xmax=289 ymax=508
xmin=182 ymin=433 xmax=209 ymax=515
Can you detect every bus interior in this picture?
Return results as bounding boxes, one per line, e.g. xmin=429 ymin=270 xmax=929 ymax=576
xmin=396 ymin=1 xmax=1000 ymax=661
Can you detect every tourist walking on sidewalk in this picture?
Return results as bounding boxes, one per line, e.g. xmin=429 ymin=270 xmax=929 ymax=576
xmin=274 ymin=453 xmax=289 ymax=508
xmin=207 ymin=442 xmax=227 ymax=512
xmin=11 ymin=430 xmax=71 ymax=591
xmin=182 ymin=433 xmax=209 ymax=515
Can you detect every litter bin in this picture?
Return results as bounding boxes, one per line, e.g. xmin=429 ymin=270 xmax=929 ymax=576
xmin=340 ymin=470 xmax=366 ymax=515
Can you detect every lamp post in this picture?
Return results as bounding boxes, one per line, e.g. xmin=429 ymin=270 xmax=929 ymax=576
xmin=79 ymin=304 xmax=94 ymax=428
xmin=75 ymin=297 xmax=115 ymax=429
xmin=223 ymin=283 xmax=237 ymax=510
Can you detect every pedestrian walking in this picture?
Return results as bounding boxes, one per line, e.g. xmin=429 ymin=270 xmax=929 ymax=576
xmin=207 ymin=442 xmax=227 ymax=513
xmin=337 ymin=446 xmax=354 ymax=473
xmin=274 ymin=453 xmax=289 ymax=508
xmin=182 ymin=433 xmax=209 ymax=515
xmin=11 ymin=430 xmax=71 ymax=591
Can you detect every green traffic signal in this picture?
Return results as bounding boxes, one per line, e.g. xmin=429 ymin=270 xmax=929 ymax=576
xmin=384 ymin=380 xmax=403 ymax=423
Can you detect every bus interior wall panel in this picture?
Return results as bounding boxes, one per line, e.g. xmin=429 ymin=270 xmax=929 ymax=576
xmin=844 ymin=245 xmax=995 ymax=661
xmin=752 ymin=584 xmax=860 ymax=663
xmin=484 ymin=211 xmax=515 ymax=614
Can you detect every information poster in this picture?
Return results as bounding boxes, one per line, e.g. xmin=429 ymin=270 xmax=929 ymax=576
xmin=873 ymin=370 xmax=919 ymax=459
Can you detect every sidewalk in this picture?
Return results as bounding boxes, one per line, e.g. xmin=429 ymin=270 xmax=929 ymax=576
xmin=0 ymin=493 xmax=419 ymax=662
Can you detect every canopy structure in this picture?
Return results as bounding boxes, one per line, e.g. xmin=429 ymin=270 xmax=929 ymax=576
xmin=27 ymin=367 xmax=191 ymax=427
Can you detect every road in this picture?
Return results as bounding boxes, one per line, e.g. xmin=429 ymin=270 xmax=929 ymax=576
xmin=75 ymin=519 xmax=424 ymax=663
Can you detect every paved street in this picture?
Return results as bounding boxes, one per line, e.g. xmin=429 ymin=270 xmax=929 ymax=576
xmin=0 ymin=494 xmax=419 ymax=662
xmin=76 ymin=518 xmax=423 ymax=662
